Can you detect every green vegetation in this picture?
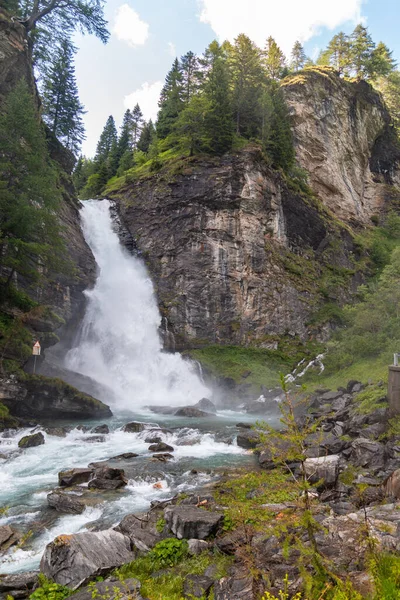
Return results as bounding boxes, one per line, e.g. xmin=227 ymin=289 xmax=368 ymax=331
xmin=147 ymin=538 xmax=188 ymax=568
xmin=116 ymin=548 xmax=232 ymax=600
xmin=29 ymin=575 xmax=71 ymax=600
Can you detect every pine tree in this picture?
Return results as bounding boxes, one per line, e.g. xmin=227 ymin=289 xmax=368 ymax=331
xmin=137 ymin=120 xmax=156 ymax=153
xmin=118 ymin=109 xmax=134 ymax=155
xmin=350 ymin=24 xmax=375 ymax=79
xmin=40 ymin=39 xmax=86 ymax=155
xmin=290 ymin=41 xmax=307 ymax=72
xmin=131 ymin=104 xmax=144 ymax=148
xmin=370 ymin=42 xmax=397 ymax=79
xmin=264 ymin=86 xmax=294 ymax=172
xmin=203 ymin=50 xmax=233 ymax=155
xmin=264 ymin=36 xmax=286 ymax=80
xmin=180 ymin=51 xmax=200 ymax=103
xmin=230 ymin=34 xmax=264 ymax=137
xmin=95 ymin=115 xmax=118 ymax=164
xmin=174 ymin=95 xmax=210 ymax=156
xmin=157 ymin=59 xmax=184 ymax=139
xmin=375 ymin=71 xmax=400 ymax=134
xmin=0 ymin=80 xmax=61 ymax=288
xmin=325 ymin=33 xmax=351 ymax=76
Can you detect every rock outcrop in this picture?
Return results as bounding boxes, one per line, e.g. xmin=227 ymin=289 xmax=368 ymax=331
xmin=282 ymin=66 xmax=400 ymax=224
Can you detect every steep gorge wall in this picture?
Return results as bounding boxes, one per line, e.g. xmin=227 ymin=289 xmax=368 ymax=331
xmin=0 ymin=10 xmax=95 ymax=362
xmin=282 ymin=68 xmax=400 ymax=224
xmin=110 ymin=146 xmax=357 ymax=350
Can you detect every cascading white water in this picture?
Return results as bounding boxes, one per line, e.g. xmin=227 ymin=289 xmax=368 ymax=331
xmin=65 ymin=199 xmax=209 ymax=410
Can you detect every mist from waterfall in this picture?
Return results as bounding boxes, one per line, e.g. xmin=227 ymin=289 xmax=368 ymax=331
xmin=65 ymin=199 xmax=209 ymax=410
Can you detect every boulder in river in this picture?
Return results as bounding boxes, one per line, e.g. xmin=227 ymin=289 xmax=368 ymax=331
xmin=193 ymin=398 xmax=217 ymax=413
xmin=111 ymin=452 xmax=139 ymax=460
xmin=174 ymin=407 xmax=212 ymax=418
xmin=123 ymin=421 xmax=147 ymax=433
xmin=58 ymin=468 xmax=93 ymax=487
xmin=47 ymin=492 xmax=86 ymax=514
xmin=236 ymin=429 xmax=261 ymax=449
xmin=164 ymin=505 xmax=223 ymax=539
xmin=88 ymin=466 xmax=127 ymax=490
xmin=148 ymin=442 xmax=174 ymax=453
xmin=18 ymin=432 xmax=45 ymax=448
xmin=152 ymin=453 xmax=174 ymax=461
xmin=91 ymin=424 xmax=110 ymax=434
xmin=0 ymin=525 xmax=20 ymax=554
xmin=40 ymin=529 xmax=135 ymax=588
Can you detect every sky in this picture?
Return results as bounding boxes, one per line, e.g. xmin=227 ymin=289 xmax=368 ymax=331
xmin=74 ymin=0 xmax=400 ymax=157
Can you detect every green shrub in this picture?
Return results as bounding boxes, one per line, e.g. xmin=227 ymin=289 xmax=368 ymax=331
xmin=29 ymin=576 xmax=71 ymax=600
xmin=148 ymin=538 xmax=188 ymax=568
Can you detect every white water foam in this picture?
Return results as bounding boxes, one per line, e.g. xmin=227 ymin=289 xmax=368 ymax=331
xmin=65 ymin=199 xmax=209 ymax=410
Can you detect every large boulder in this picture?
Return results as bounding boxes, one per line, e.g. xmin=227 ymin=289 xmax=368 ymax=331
xmin=58 ymin=468 xmax=93 ymax=487
xmin=18 ymin=432 xmax=45 ymax=448
xmin=174 ymin=407 xmax=212 ymax=418
xmin=148 ymin=442 xmax=174 ymax=453
xmin=47 ymin=492 xmax=86 ymax=514
xmin=164 ymin=506 xmax=223 ymax=540
xmin=40 ymin=530 xmax=135 ymax=589
xmin=214 ymin=567 xmax=261 ymax=600
xmin=115 ymin=512 xmax=163 ymax=552
xmin=350 ymin=438 xmax=387 ymax=470
xmin=183 ymin=574 xmax=214 ymax=599
xmin=193 ymin=398 xmax=217 ymax=413
xmin=123 ymin=422 xmax=147 ymax=433
xmin=304 ymin=455 xmax=340 ymax=488
xmin=91 ymin=424 xmax=110 ymax=434
xmin=236 ymin=430 xmax=261 ymax=449
xmin=2 ymin=377 xmax=112 ymax=420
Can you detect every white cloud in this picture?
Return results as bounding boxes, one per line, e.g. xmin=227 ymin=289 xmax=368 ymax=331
xmin=198 ymin=0 xmax=364 ymax=53
xmin=168 ymin=41 xmax=176 ymax=57
xmin=112 ymin=4 xmax=149 ymax=47
xmin=124 ymin=81 xmax=163 ymax=122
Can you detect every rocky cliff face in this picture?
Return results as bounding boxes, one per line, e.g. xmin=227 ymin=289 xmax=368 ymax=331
xmin=110 ymin=146 xmax=357 ymax=350
xmin=282 ymin=67 xmax=400 ymax=224
xmin=0 ymin=9 xmax=95 ymax=363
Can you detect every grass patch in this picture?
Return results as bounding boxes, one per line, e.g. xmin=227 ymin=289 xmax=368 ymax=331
xmin=303 ymin=356 xmax=388 ymax=392
xmin=352 ymin=384 xmax=388 ymax=415
xmin=188 ymin=345 xmax=291 ymax=389
xmin=116 ymin=549 xmax=232 ymax=600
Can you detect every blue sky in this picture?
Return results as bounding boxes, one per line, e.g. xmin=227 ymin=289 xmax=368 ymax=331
xmin=75 ymin=0 xmax=400 ymax=157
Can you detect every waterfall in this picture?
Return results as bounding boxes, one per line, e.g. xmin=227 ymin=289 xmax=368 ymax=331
xmin=65 ymin=199 xmax=209 ymax=410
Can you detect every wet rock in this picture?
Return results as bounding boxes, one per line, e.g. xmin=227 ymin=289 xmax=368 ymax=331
xmin=164 ymin=505 xmax=223 ymax=540
xmin=148 ymin=442 xmax=174 ymax=453
xmin=72 ymin=578 xmax=142 ymax=600
xmin=0 ymin=525 xmax=20 ymax=554
xmin=18 ymin=432 xmax=45 ymax=448
xmin=145 ymin=435 xmax=162 ymax=444
xmin=193 ymin=398 xmax=217 ymax=413
xmin=236 ymin=430 xmax=261 ymax=449
xmin=47 ymin=492 xmax=86 ymax=514
xmin=183 ymin=574 xmax=213 ymax=599
xmin=304 ymin=455 xmax=340 ymax=488
xmin=91 ymin=424 xmax=110 ymax=434
xmin=59 ymin=468 xmax=93 ymax=487
xmin=40 ymin=529 xmax=135 ymax=589
xmin=187 ymin=539 xmax=209 ymax=555
xmin=111 ymin=452 xmax=139 ymax=460
xmin=44 ymin=427 xmax=67 ymax=438
xmin=147 ymin=406 xmax=176 ymax=415
xmin=0 ymin=571 xmax=39 ymax=599
xmin=174 ymin=407 xmax=212 ymax=418
xmin=88 ymin=466 xmax=127 ymax=490
xmin=236 ymin=423 xmax=252 ymax=429
xmin=152 ymin=453 xmax=174 ymax=461
xmin=123 ymin=421 xmax=147 ymax=433
xmin=83 ymin=435 xmax=106 ymax=443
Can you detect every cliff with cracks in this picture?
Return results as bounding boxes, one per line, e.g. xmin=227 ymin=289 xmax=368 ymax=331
xmin=108 ymin=70 xmax=400 ymax=354
xmin=0 ymin=9 xmax=100 ymax=422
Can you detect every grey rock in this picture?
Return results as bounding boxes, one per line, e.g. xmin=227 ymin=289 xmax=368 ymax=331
xmin=216 ymin=527 xmax=252 ymax=554
xmin=115 ymin=513 xmax=162 ymax=552
xmin=214 ymin=572 xmax=258 ymax=600
xmin=187 ymin=539 xmax=209 ymax=555
xmin=350 ymin=438 xmax=387 ymax=470
xmin=236 ymin=430 xmax=260 ymax=449
xmin=193 ymin=398 xmax=217 ymax=413
xmin=40 ymin=529 xmax=135 ymax=589
xmin=83 ymin=435 xmax=106 ymax=443
xmin=174 ymin=407 xmax=212 ymax=418
xmin=152 ymin=453 xmax=174 ymax=461
xmin=0 ymin=571 xmax=38 ymax=599
xmin=72 ymin=578 xmax=141 ymax=600
xmin=123 ymin=421 xmax=148 ymax=433
xmin=111 ymin=452 xmax=139 ymax=460
xmin=304 ymin=455 xmax=340 ymax=488
xmin=44 ymin=427 xmax=67 ymax=438
xmin=91 ymin=424 xmax=110 ymax=434
xmin=148 ymin=442 xmax=174 ymax=453
xmin=183 ymin=574 xmax=213 ymax=598
xmin=320 ymin=391 xmax=344 ymax=402
xmin=18 ymin=432 xmax=45 ymax=448
xmin=0 ymin=524 xmax=20 ymax=554
xmin=59 ymin=468 xmax=93 ymax=487
xmin=164 ymin=505 xmax=224 ymax=540
xmin=47 ymin=492 xmax=86 ymax=514
xmin=88 ymin=466 xmax=127 ymax=490
xmin=144 ymin=435 xmax=162 ymax=444
xmin=236 ymin=423 xmax=252 ymax=429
